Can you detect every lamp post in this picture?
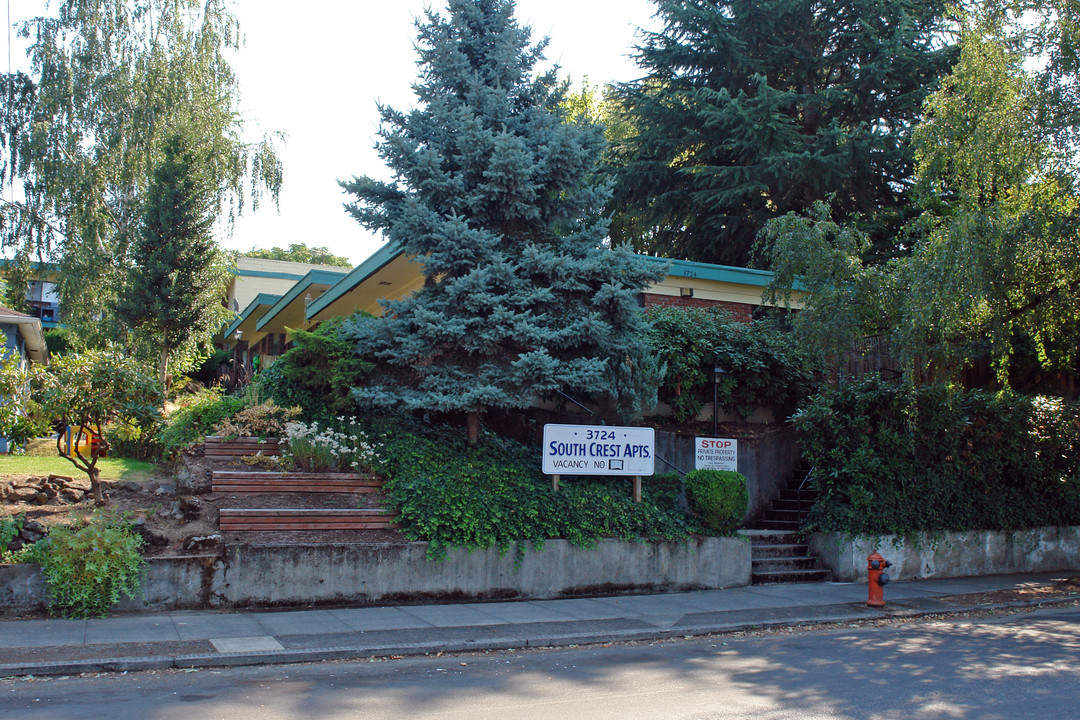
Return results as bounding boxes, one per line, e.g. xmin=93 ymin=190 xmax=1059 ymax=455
xmin=712 ymin=366 xmax=725 ymax=437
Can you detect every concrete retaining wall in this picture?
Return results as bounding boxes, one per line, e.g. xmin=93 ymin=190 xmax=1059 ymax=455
xmin=0 ymin=562 xmax=46 ymax=614
xmin=1 ymin=537 xmax=750 ymax=615
xmin=656 ymin=426 xmax=801 ymax=521
xmin=810 ymin=526 xmax=1080 ymax=582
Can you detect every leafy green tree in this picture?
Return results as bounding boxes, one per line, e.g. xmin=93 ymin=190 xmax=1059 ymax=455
xmin=0 ymin=0 xmax=281 ymax=345
xmin=116 ymin=130 xmax=232 ymax=389
xmin=341 ymin=0 xmax=664 ymax=443
xmin=242 ymin=244 xmax=353 ymax=268
xmin=760 ymin=200 xmax=905 ymax=372
xmin=645 ymin=306 xmax=822 ymax=423
xmin=905 ymin=19 xmax=1080 ymax=382
xmin=0 ymin=333 xmax=46 ymax=445
xmin=762 ymin=10 xmax=1080 ymax=386
xmin=608 ymin=0 xmax=956 ymax=267
xmin=31 ymin=348 xmax=162 ymax=505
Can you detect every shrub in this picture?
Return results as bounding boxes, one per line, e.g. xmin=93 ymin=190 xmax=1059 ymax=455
xmin=211 ymin=399 xmax=300 ymax=439
xmin=43 ymin=327 xmax=75 ymax=357
xmin=366 ymin=416 xmax=695 ymax=559
xmin=29 ymin=515 xmax=145 ymax=618
xmin=0 ymin=514 xmax=23 ymax=562
xmin=645 ymin=306 xmax=821 ymax=423
xmin=157 ymin=387 xmax=245 ymax=456
xmin=254 ymin=313 xmax=374 ymax=421
xmin=796 ymin=380 xmax=1080 ymax=535
xmin=684 ymin=469 xmax=749 ymax=533
xmin=104 ymin=416 xmax=163 ymax=461
xmin=281 ymin=417 xmax=382 ymax=472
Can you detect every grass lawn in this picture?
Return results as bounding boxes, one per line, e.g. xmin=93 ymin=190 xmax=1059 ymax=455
xmin=0 ymin=455 xmax=158 ymax=482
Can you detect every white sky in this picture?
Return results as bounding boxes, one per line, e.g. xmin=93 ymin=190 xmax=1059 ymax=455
xmin=6 ymin=1 xmax=660 ymax=266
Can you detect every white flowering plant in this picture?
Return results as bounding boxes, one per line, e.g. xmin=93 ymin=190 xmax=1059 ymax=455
xmin=281 ymin=417 xmax=382 ymax=473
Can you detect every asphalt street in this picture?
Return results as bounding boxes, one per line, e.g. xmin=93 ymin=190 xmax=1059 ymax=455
xmin=2 ymin=604 xmax=1077 ymax=720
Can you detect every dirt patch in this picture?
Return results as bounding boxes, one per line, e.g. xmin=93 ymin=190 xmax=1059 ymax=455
xmin=1 ymin=453 xmax=406 ymax=557
xmin=938 ymin=576 xmax=1080 ymax=606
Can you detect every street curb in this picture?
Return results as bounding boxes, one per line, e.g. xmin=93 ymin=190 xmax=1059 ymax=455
xmin=1 ymin=595 xmax=1076 ymax=678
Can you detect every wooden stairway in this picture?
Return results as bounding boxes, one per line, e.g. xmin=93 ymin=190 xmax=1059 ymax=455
xmin=741 ymin=466 xmax=832 ymax=584
xmin=203 ymin=430 xmax=401 ymax=535
xmin=218 ymin=508 xmax=400 ymax=532
xmin=212 ymin=471 xmax=384 ymax=494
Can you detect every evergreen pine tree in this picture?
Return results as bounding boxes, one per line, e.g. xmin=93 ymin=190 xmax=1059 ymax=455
xmin=607 ymin=0 xmax=956 ymax=267
xmin=341 ymin=0 xmax=664 ymax=442
xmin=117 ymin=130 xmax=231 ymax=388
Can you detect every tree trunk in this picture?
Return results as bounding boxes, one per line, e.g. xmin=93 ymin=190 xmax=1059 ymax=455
xmin=158 ymin=348 xmax=170 ymax=393
xmin=466 ymin=411 xmax=480 ymax=445
xmin=88 ymin=466 xmax=105 ymax=506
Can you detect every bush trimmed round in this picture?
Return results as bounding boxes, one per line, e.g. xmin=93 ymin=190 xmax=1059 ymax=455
xmin=685 ymin=469 xmax=749 ymax=533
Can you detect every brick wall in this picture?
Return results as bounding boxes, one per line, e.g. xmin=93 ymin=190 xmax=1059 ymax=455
xmin=640 ymin=293 xmax=754 ymax=323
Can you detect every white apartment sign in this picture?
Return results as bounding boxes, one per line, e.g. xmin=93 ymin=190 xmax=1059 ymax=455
xmin=542 ymin=424 xmax=655 ymax=476
xmin=695 ymin=437 xmax=738 ymax=472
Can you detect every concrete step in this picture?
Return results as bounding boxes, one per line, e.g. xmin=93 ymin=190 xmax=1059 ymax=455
xmin=751 ymin=568 xmax=833 ymax=584
xmin=757 ymin=519 xmax=803 ymax=531
xmin=752 ymin=556 xmax=823 ymax=572
xmin=777 ymin=488 xmax=818 ymax=503
xmin=750 ymin=542 xmax=811 ymax=559
xmin=771 ymin=498 xmax=816 ymax=512
xmin=738 ymin=529 xmax=798 ymax=545
xmin=760 ymin=508 xmax=805 ymax=522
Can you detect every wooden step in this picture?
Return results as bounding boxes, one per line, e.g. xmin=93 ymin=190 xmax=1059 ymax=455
xmin=204 ymin=436 xmax=281 ymax=458
xmin=219 ymin=508 xmax=400 ymax=532
xmin=212 ymin=471 xmax=383 ymax=494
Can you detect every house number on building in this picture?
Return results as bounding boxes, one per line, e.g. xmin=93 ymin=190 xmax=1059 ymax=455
xmin=542 ymin=424 xmax=656 ymax=476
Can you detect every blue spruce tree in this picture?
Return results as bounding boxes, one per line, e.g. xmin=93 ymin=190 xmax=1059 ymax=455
xmin=341 ymin=0 xmax=664 ymax=443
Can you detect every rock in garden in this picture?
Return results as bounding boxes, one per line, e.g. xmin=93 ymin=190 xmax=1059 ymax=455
xmin=64 ymin=477 xmax=91 ymax=492
xmin=8 ymin=489 xmax=40 ymax=503
xmin=178 ymin=495 xmax=202 ymax=520
xmin=20 ymin=521 xmax=46 ymax=543
xmin=159 ymin=500 xmax=185 ymax=520
xmin=183 ymin=534 xmax=223 ymax=553
xmin=111 ymin=480 xmax=143 ymax=494
xmin=132 ymin=519 xmax=169 ymax=550
xmin=175 ymin=461 xmax=212 ymax=494
xmin=60 ymin=488 xmax=83 ymax=503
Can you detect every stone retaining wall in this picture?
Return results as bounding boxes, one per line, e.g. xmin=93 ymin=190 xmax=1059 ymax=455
xmin=0 ymin=537 xmax=750 ymax=615
xmin=809 ymin=526 xmax=1080 ymax=582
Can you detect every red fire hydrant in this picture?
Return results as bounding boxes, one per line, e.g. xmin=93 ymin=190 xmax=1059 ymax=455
xmin=867 ymin=551 xmax=892 ymax=607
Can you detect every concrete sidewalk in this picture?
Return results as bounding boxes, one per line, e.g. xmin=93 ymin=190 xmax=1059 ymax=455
xmin=1 ymin=571 xmax=1076 ymax=677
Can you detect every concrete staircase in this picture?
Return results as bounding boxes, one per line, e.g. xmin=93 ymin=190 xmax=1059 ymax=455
xmin=740 ymin=466 xmax=832 ymax=584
